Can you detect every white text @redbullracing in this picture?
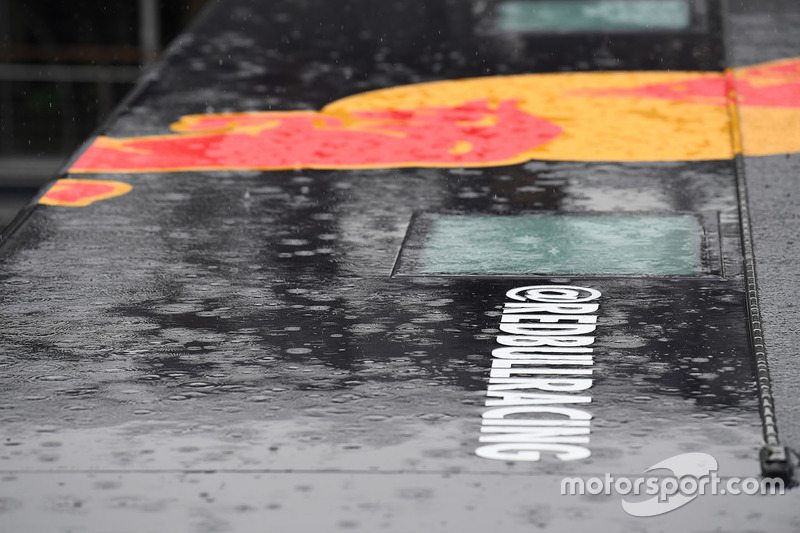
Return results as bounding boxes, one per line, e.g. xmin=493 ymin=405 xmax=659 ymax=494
xmin=476 ymin=285 xmax=601 ymax=462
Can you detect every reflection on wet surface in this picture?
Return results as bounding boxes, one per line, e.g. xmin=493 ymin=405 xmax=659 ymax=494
xmin=0 ymin=159 xmax=761 ymax=476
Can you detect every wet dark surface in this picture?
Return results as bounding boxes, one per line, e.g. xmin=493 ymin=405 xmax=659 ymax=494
xmin=0 ymin=160 xmax=761 ymax=476
xmin=0 ymin=0 xmax=798 ymax=531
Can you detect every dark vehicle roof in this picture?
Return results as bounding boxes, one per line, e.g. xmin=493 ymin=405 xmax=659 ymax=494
xmin=1 ymin=0 xmax=799 ymax=530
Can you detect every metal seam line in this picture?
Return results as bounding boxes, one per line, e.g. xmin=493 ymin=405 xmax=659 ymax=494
xmin=724 ymin=69 xmax=792 ymax=479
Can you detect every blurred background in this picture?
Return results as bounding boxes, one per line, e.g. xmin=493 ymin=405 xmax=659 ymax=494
xmin=0 ymin=0 xmax=208 ymax=229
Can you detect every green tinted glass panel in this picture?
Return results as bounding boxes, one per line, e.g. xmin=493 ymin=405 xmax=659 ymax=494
xmin=496 ymin=0 xmax=691 ymax=32
xmin=416 ymin=214 xmax=703 ymax=275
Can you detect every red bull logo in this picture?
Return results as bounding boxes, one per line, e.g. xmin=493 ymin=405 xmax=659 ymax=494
xmin=571 ymin=57 xmax=800 ymax=110
xmin=47 ymin=55 xmax=798 ymax=211
xmin=70 ymin=99 xmax=562 ymax=172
